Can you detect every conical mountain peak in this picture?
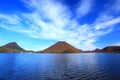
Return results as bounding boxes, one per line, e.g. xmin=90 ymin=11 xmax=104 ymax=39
xmin=4 ymin=42 xmax=19 ymax=47
xmin=0 ymin=42 xmax=25 ymax=52
xmin=40 ymin=41 xmax=81 ymax=53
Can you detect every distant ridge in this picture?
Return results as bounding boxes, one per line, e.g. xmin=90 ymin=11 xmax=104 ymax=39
xmin=81 ymin=46 xmax=120 ymax=53
xmin=102 ymin=46 xmax=120 ymax=53
xmin=0 ymin=42 xmax=26 ymax=53
xmin=40 ymin=41 xmax=81 ymax=53
xmin=0 ymin=42 xmax=120 ymax=53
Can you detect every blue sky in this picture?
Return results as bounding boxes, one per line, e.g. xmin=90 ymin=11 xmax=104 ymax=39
xmin=0 ymin=0 xmax=120 ymax=51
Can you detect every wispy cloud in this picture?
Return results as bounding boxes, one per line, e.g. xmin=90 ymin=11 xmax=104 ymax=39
xmin=0 ymin=0 xmax=120 ymax=50
xmin=76 ymin=0 xmax=94 ymax=18
xmin=111 ymin=0 xmax=120 ymax=14
xmin=0 ymin=14 xmax=20 ymax=24
xmin=95 ymin=17 xmax=120 ymax=30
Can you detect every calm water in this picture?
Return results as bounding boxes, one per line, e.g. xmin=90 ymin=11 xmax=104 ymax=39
xmin=0 ymin=53 xmax=120 ymax=80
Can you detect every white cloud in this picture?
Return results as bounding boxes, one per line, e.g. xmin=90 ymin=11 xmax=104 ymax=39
xmin=0 ymin=0 xmax=120 ymax=50
xmin=95 ymin=14 xmax=114 ymax=23
xmin=95 ymin=17 xmax=120 ymax=30
xmin=0 ymin=14 xmax=21 ymax=25
xmin=76 ymin=0 xmax=94 ymax=18
xmin=111 ymin=0 xmax=120 ymax=14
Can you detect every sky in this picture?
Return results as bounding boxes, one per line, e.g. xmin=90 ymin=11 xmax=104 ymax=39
xmin=0 ymin=0 xmax=120 ymax=51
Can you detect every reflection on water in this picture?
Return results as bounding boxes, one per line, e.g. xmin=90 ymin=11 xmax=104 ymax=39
xmin=0 ymin=53 xmax=120 ymax=80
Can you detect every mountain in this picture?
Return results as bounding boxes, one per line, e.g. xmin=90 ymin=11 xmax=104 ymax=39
xmin=0 ymin=42 xmax=26 ymax=53
xmin=40 ymin=41 xmax=81 ymax=53
xmin=102 ymin=46 xmax=120 ymax=53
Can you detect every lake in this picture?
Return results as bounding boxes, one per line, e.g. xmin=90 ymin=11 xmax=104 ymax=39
xmin=0 ymin=53 xmax=120 ymax=80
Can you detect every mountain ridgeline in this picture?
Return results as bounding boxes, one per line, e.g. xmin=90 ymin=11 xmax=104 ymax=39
xmin=0 ymin=42 xmax=26 ymax=53
xmin=102 ymin=46 xmax=120 ymax=53
xmin=40 ymin=41 xmax=81 ymax=53
xmin=0 ymin=41 xmax=120 ymax=53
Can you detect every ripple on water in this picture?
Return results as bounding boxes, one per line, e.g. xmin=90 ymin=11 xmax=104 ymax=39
xmin=0 ymin=53 xmax=120 ymax=80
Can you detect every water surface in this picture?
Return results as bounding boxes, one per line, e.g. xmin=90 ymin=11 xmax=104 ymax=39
xmin=0 ymin=53 xmax=120 ymax=80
